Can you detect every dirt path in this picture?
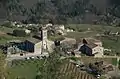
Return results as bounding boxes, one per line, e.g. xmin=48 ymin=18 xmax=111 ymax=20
xmin=0 ymin=31 xmax=6 ymax=36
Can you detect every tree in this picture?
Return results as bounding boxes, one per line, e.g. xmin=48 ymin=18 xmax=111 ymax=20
xmin=13 ymin=29 xmax=27 ymax=37
xmin=0 ymin=0 xmax=26 ymax=20
xmin=0 ymin=53 xmax=6 ymax=79
xmin=36 ymin=50 xmax=63 ymax=79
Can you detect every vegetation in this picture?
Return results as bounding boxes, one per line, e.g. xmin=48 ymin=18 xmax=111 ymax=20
xmin=7 ymin=50 xmax=63 ymax=79
xmin=59 ymin=60 xmax=95 ymax=79
xmin=0 ymin=26 xmax=30 ymax=44
xmin=0 ymin=53 xmax=6 ymax=79
xmin=112 ymin=58 xmax=117 ymax=66
xmin=1 ymin=22 xmax=13 ymax=28
xmin=118 ymin=59 xmax=120 ymax=69
xmin=48 ymin=35 xmax=65 ymax=41
xmin=7 ymin=59 xmax=44 ymax=79
xmin=35 ymin=50 xmax=63 ymax=79
xmin=1 ymin=0 xmax=120 ymax=24
xmin=13 ymin=29 xmax=27 ymax=37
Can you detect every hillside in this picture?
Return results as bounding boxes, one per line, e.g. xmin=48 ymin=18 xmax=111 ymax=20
xmin=0 ymin=0 xmax=120 ymax=24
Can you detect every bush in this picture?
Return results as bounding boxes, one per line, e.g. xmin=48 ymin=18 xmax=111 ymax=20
xmin=13 ymin=29 xmax=26 ymax=37
xmin=2 ymin=22 xmax=13 ymax=28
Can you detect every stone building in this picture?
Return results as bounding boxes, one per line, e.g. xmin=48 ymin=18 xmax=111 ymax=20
xmin=78 ymin=38 xmax=104 ymax=57
xmin=7 ymin=25 xmax=54 ymax=59
xmin=25 ymin=25 xmax=54 ymax=54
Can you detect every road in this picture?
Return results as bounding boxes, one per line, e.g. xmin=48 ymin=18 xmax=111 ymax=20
xmin=6 ymin=51 xmax=120 ymax=62
xmin=6 ymin=52 xmax=49 ymax=61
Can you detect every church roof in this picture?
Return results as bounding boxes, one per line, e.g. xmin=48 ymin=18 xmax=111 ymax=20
xmin=26 ymin=38 xmax=41 ymax=44
xmin=87 ymin=42 xmax=98 ymax=49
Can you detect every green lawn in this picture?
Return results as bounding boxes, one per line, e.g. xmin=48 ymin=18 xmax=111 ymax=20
xmin=7 ymin=59 xmax=44 ymax=79
xmin=65 ymin=24 xmax=120 ymax=32
xmin=112 ymin=58 xmax=117 ymax=66
xmin=102 ymin=37 xmax=120 ymax=55
xmin=0 ymin=35 xmax=29 ymax=44
xmin=0 ymin=26 xmax=30 ymax=44
xmin=66 ymin=31 xmax=98 ymax=39
xmin=0 ymin=26 xmax=13 ymax=33
xmin=79 ymin=57 xmax=115 ymax=65
xmin=48 ymin=35 xmax=65 ymax=41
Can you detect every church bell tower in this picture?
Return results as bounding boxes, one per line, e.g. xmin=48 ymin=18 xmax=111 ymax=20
xmin=41 ymin=26 xmax=48 ymax=52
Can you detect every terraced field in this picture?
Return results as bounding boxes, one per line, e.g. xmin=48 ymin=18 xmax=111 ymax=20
xmin=59 ymin=62 xmax=96 ymax=79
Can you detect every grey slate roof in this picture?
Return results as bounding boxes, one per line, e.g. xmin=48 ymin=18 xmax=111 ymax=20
xmin=26 ymin=38 xmax=41 ymax=44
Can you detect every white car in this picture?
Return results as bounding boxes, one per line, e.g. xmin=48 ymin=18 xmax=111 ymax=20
xmin=31 ymin=57 xmax=35 ymax=59
xmin=26 ymin=57 xmax=30 ymax=60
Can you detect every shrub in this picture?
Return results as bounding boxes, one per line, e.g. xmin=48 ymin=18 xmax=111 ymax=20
xmin=2 ymin=22 xmax=13 ymax=28
xmin=13 ymin=29 xmax=26 ymax=37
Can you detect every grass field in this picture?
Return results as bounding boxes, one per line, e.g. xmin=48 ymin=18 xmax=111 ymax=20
xmin=78 ymin=57 xmax=117 ymax=66
xmin=102 ymin=37 xmax=120 ymax=54
xmin=65 ymin=24 xmax=120 ymax=38
xmin=65 ymin=24 xmax=120 ymax=55
xmin=7 ymin=59 xmax=44 ymax=79
xmin=0 ymin=26 xmax=30 ymax=44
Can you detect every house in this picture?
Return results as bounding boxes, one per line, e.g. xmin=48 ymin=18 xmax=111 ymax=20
xmin=6 ymin=40 xmax=24 ymax=57
xmin=53 ymin=25 xmax=66 ymax=35
xmin=25 ymin=29 xmax=31 ymax=34
xmin=66 ymin=28 xmax=74 ymax=32
xmin=78 ymin=38 xmax=104 ymax=57
xmin=58 ymin=25 xmax=65 ymax=31
xmin=46 ymin=23 xmax=53 ymax=27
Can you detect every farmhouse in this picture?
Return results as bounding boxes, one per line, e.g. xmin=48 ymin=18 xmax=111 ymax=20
xmin=53 ymin=25 xmax=66 ymax=35
xmin=78 ymin=38 xmax=104 ymax=57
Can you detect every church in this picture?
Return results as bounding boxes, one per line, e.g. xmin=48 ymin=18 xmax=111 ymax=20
xmin=24 ymin=25 xmax=54 ymax=54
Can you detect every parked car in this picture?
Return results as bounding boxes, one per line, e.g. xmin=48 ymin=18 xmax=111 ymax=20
xmin=31 ymin=57 xmax=35 ymax=59
xmin=25 ymin=57 xmax=30 ymax=60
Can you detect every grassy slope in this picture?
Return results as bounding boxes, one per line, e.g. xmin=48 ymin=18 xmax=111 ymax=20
xmin=0 ymin=26 xmax=30 ymax=44
xmin=7 ymin=60 xmax=44 ymax=79
xmin=78 ymin=57 xmax=116 ymax=65
xmin=65 ymin=24 xmax=120 ymax=38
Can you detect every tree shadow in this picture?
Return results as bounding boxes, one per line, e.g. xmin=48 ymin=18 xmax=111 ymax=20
xmin=7 ymin=33 xmax=14 ymax=36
